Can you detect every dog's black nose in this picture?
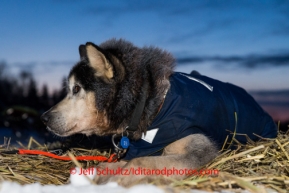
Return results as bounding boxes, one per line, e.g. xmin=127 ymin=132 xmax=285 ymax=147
xmin=40 ymin=112 xmax=50 ymax=125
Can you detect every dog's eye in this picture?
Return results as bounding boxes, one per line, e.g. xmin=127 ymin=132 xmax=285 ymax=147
xmin=72 ymin=85 xmax=81 ymax=94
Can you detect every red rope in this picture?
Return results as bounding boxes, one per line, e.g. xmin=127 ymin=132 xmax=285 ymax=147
xmin=18 ymin=149 xmax=117 ymax=162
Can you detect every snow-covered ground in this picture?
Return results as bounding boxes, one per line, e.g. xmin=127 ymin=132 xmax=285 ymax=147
xmin=0 ymin=181 xmax=167 ymax=193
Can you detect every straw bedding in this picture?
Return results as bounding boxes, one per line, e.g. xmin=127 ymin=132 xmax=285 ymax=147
xmin=0 ymin=129 xmax=288 ymax=193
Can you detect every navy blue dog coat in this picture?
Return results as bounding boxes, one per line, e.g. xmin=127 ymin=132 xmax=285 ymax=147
xmin=124 ymin=72 xmax=277 ymax=160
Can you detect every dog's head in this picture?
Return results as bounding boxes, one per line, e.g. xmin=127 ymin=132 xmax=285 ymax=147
xmin=41 ymin=42 xmax=124 ymax=137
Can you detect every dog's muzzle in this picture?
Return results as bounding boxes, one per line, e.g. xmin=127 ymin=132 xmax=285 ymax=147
xmin=40 ymin=111 xmax=50 ymax=125
xmin=40 ymin=110 xmax=68 ymax=136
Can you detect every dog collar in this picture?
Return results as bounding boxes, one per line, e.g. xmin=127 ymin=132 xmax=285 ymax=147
xmin=111 ymin=82 xmax=169 ymax=159
xmin=112 ymin=81 xmax=149 ymax=158
xmin=126 ymin=81 xmax=149 ymax=135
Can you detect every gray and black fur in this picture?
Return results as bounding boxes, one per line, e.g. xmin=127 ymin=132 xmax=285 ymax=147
xmin=68 ymin=39 xmax=175 ymax=139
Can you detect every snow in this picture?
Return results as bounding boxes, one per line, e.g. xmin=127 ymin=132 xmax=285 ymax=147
xmin=0 ymin=181 xmax=167 ymax=193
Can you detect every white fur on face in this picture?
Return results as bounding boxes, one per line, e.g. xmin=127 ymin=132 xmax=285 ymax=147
xmin=49 ymin=75 xmax=109 ymax=136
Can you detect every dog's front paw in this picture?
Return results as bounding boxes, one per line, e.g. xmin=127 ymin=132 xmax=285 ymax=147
xmin=94 ymin=165 xmax=143 ymax=186
xmin=108 ymin=174 xmax=148 ymax=187
xmin=94 ymin=161 xmax=127 ymax=185
xmin=110 ymin=174 xmax=173 ymax=187
xmin=94 ymin=163 xmax=111 ymax=184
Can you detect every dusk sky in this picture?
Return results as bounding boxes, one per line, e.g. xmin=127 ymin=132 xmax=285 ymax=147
xmin=0 ymin=1 xmax=288 ymax=121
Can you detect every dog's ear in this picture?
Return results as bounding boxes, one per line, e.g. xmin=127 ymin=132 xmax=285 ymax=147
xmin=79 ymin=45 xmax=86 ymax=60
xmin=85 ymin=42 xmax=113 ymax=80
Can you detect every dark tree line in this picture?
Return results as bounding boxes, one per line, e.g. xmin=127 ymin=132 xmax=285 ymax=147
xmin=0 ymin=61 xmax=66 ymax=114
xmin=0 ymin=62 xmax=110 ymax=146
